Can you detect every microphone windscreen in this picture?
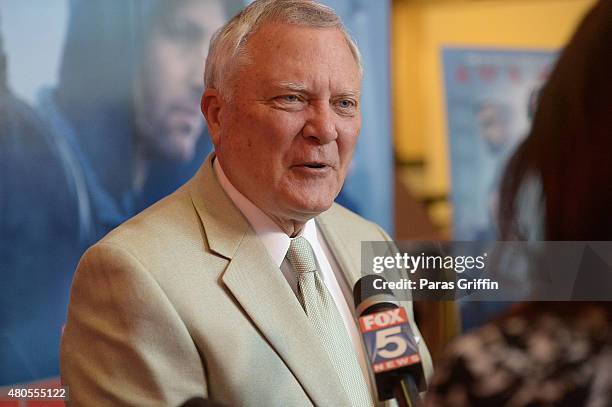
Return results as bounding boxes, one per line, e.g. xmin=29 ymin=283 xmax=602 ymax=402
xmin=353 ymin=274 xmax=394 ymax=307
xmin=354 ymin=275 xmax=399 ymax=316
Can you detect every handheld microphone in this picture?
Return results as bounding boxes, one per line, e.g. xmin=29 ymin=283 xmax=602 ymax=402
xmin=354 ymin=275 xmax=426 ymax=407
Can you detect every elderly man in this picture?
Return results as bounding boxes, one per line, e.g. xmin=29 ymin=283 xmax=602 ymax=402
xmin=61 ymin=1 xmax=432 ymax=406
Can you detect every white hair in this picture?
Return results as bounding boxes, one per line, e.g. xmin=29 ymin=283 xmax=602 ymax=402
xmin=204 ymin=0 xmax=362 ymax=96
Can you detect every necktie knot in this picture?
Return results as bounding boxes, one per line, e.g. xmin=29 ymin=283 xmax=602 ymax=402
xmin=286 ymin=236 xmax=317 ymax=274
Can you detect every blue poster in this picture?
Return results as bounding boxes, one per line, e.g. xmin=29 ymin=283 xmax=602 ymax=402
xmin=443 ymin=47 xmax=558 ymax=241
xmin=443 ymin=47 xmax=558 ymax=330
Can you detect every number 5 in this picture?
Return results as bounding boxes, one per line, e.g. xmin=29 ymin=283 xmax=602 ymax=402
xmin=375 ymin=326 xmax=407 ymax=359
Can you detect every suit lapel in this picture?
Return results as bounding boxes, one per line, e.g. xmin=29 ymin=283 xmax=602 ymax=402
xmin=188 ymin=154 xmax=350 ymax=406
xmin=222 ymin=233 xmax=351 ymax=406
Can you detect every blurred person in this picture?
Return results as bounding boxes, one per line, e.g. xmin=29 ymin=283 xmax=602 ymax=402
xmin=426 ymin=1 xmax=612 ymax=406
xmin=37 ymin=0 xmax=241 ymax=247
xmin=60 ymin=1 xmax=432 ymax=405
xmin=1 ymin=0 xmax=239 ymax=386
xmin=133 ymin=0 xmax=243 ymax=205
xmin=0 ymin=21 xmax=80 ymax=384
xmin=135 ymin=1 xmax=225 ymax=164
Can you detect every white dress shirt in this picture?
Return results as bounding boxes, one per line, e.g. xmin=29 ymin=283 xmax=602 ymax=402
xmin=213 ymin=158 xmax=374 ymax=398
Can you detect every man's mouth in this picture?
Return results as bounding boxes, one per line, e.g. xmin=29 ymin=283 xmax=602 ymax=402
xmin=292 ymin=161 xmax=335 ymax=176
xmin=303 ymin=162 xmax=327 ymax=169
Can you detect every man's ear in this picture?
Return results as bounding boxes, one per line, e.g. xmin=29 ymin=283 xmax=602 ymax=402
xmin=201 ymin=88 xmax=223 ymax=146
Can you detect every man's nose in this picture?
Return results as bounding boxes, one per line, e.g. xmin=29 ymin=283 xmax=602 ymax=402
xmin=302 ymin=104 xmax=337 ymax=144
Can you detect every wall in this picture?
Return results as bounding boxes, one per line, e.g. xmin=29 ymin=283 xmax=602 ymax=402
xmin=392 ymin=0 xmax=596 ymax=229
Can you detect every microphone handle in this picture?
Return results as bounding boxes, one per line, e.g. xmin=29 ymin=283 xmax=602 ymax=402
xmin=393 ymin=374 xmax=422 ymax=407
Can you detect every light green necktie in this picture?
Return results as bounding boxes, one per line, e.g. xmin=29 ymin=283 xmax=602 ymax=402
xmin=286 ymin=237 xmax=374 ymax=407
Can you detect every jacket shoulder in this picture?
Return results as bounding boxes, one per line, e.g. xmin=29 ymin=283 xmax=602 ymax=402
xmin=90 ymin=184 xmax=218 ymax=281
xmin=319 ymin=203 xmax=391 ymax=242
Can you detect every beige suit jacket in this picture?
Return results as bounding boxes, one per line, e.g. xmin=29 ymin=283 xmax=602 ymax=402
xmin=61 ymin=154 xmax=432 ymax=406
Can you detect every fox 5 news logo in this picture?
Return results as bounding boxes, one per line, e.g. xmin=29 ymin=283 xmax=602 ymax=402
xmin=359 ymin=308 xmax=421 ymax=373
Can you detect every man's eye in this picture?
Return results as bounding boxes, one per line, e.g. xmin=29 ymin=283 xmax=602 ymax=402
xmin=335 ymin=99 xmax=357 ymax=111
xmin=281 ymin=95 xmax=300 ymax=103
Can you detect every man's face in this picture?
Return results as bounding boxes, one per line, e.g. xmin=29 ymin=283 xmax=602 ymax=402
xmin=136 ymin=0 xmax=225 ymax=161
xmin=212 ymin=23 xmax=362 ymax=223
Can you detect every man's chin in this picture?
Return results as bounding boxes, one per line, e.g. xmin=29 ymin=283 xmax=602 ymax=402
xmin=287 ymin=197 xmax=335 ymax=220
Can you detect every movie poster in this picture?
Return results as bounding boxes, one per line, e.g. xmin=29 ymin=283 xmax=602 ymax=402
xmin=443 ymin=47 xmax=558 ymax=241
xmin=442 ymin=47 xmax=558 ymax=329
xmin=0 ymin=0 xmax=392 ymax=386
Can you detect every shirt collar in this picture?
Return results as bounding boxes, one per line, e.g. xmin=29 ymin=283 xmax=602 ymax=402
xmin=213 ymin=157 xmax=318 ymax=267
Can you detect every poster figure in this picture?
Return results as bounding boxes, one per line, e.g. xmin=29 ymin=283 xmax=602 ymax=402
xmin=443 ymin=47 xmax=557 ymax=241
xmin=37 ymin=0 xmax=244 ymax=246
xmin=0 ymin=0 xmax=393 ymax=386
xmin=0 ymin=0 xmax=242 ymax=385
xmin=1 ymin=26 xmax=80 ymax=385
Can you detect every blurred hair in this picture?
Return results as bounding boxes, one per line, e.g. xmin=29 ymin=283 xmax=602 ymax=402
xmin=148 ymin=0 xmax=243 ymax=32
xmin=204 ymin=0 xmax=362 ymax=96
xmin=498 ymin=0 xmax=612 ymax=241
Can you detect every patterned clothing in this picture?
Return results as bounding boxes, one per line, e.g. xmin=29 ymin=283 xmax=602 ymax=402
xmin=426 ymin=305 xmax=612 ymax=406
